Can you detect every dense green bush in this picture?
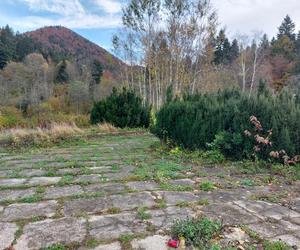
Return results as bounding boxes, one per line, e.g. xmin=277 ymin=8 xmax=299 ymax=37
xmin=90 ymin=87 xmax=151 ymax=128
xmin=171 ymin=217 xmax=221 ymax=248
xmin=152 ymin=87 xmax=300 ymax=160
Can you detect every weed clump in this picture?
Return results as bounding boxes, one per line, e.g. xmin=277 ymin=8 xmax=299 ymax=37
xmin=171 ymin=217 xmax=221 ymax=248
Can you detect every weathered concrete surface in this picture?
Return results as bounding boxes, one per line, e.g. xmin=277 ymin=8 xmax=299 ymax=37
xmin=0 ymin=178 xmax=26 ymax=187
xmin=0 ymin=134 xmax=299 ymax=249
xmin=202 ymin=202 xmax=260 ymax=225
xmin=89 ymin=213 xmax=147 ymax=240
xmin=63 ymin=192 xmax=156 ymax=216
xmin=2 ymin=200 xmax=58 ymax=221
xmin=15 ymin=218 xmax=87 ymax=250
xmin=0 ymin=222 xmax=18 ymax=250
xmin=131 ymin=235 xmax=170 ymax=250
xmin=0 ymin=188 xmax=36 ymax=202
xmin=27 ymin=177 xmax=61 ymax=186
xmin=84 ymin=183 xmax=127 ymax=193
xmin=147 ymin=207 xmax=195 ymax=230
xmin=92 ymin=242 xmax=122 ymax=250
xmin=154 ymin=191 xmax=199 ymax=205
xmin=126 ymin=181 xmax=159 ymax=191
xmin=44 ymin=185 xmax=84 ymax=199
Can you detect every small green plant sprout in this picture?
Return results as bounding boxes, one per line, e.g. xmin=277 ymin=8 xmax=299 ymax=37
xmin=241 ymin=179 xmax=254 ymax=186
xmin=119 ymin=233 xmax=136 ymax=248
xmin=264 ymin=240 xmax=292 ymax=250
xmin=136 ymin=207 xmax=151 ymax=220
xmin=107 ymin=207 xmax=121 ymax=214
xmin=43 ymin=244 xmax=65 ymax=250
xmin=199 ymin=181 xmax=215 ymax=191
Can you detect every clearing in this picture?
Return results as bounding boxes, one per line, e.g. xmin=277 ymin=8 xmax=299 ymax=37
xmin=0 ymin=133 xmax=299 ymax=249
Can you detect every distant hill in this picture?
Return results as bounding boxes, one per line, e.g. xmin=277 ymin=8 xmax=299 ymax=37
xmin=25 ymin=26 xmax=124 ymax=77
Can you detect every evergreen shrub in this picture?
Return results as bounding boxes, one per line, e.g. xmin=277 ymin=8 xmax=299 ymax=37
xmin=153 ymin=87 xmax=300 ymax=160
xmin=90 ymin=87 xmax=151 ymax=128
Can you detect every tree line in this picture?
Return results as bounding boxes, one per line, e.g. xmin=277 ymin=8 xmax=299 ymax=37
xmin=114 ymin=0 xmax=300 ymax=109
xmin=0 ymin=25 xmax=108 ymax=116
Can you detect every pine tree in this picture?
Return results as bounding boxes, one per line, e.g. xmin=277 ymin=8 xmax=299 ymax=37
xmin=277 ymin=15 xmax=296 ymax=41
xmin=229 ymin=39 xmax=239 ymax=62
xmin=91 ymin=60 xmax=103 ymax=84
xmin=0 ymin=47 xmax=8 ymax=69
xmin=55 ymin=60 xmax=69 ymax=83
xmin=214 ymin=29 xmax=232 ymax=65
xmin=261 ymin=34 xmax=269 ymax=50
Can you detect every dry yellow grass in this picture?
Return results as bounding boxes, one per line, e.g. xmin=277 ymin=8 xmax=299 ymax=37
xmin=0 ymin=122 xmax=83 ymax=147
xmin=96 ymin=122 xmax=119 ymax=133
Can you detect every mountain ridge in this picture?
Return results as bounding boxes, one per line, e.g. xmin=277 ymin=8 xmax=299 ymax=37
xmin=25 ymin=26 xmax=124 ymax=77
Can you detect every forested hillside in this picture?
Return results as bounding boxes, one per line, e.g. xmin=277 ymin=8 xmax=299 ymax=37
xmin=0 ymin=25 xmax=125 ymax=127
xmin=1 ymin=1 xmax=300 ymax=128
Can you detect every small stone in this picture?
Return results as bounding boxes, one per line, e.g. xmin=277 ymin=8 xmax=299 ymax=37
xmin=2 ymin=200 xmax=58 ymax=221
xmin=44 ymin=185 xmax=83 ymax=199
xmin=15 ymin=217 xmax=86 ymax=249
xmin=0 ymin=222 xmax=18 ymax=250
xmin=131 ymin=235 xmax=169 ymax=250
xmin=27 ymin=177 xmax=61 ymax=186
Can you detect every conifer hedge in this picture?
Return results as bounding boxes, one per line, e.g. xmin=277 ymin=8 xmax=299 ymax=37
xmin=152 ymin=87 xmax=300 ymax=160
xmin=90 ymin=87 xmax=151 ymax=128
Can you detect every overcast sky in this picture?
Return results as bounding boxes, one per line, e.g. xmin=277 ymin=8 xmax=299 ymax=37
xmin=0 ymin=0 xmax=300 ymax=51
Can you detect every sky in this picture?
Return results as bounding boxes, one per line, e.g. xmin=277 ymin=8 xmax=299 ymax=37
xmin=1 ymin=0 xmax=300 ymax=52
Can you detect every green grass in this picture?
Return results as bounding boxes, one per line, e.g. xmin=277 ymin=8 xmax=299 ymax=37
xmin=119 ymin=234 xmax=137 ymax=243
xmin=107 ymin=207 xmax=121 ymax=214
xmin=136 ymin=207 xmax=151 ymax=220
xmin=250 ymin=191 xmax=288 ymax=203
xmin=197 ymin=198 xmax=210 ymax=206
xmin=241 ymin=179 xmax=254 ymax=186
xmin=159 ymin=182 xmax=193 ymax=192
xmin=134 ymin=160 xmax=188 ymax=180
xmin=43 ymin=244 xmax=65 ymax=250
xmin=154 ymin=199 xmax=167 ymax=209
xmin=199 ymin=181 xmax=215 ymax=191
xmin=57 ymin=175 xmax=74 ymax=186
xmin=264 ymin=241 xmax=292 ymax=250
xmin=171 ymin=217 xmax=222 ymax=248
xmin=19 ymin=194 xmax=43 ymax=203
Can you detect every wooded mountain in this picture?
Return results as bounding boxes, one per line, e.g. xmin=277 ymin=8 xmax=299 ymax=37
xmin=25 ymin=26 xmax=124 ymax=77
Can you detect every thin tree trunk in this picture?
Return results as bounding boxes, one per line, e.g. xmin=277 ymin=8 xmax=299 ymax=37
xmin=249 ymin=47 xmax=258 ymax=97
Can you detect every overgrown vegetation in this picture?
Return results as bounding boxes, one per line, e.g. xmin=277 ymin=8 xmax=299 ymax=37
xmin=0 ymin=122 xmax=127 ymax=149
xmin=91 ymin=87 xmax=151 ymax=128
xmin=171 ymin=217 xmax=222 ymax=248
xmin=153 ymin=87 xmax=300 ymax=160
xmin=0 ymin=122 xmax=83 ymax=148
